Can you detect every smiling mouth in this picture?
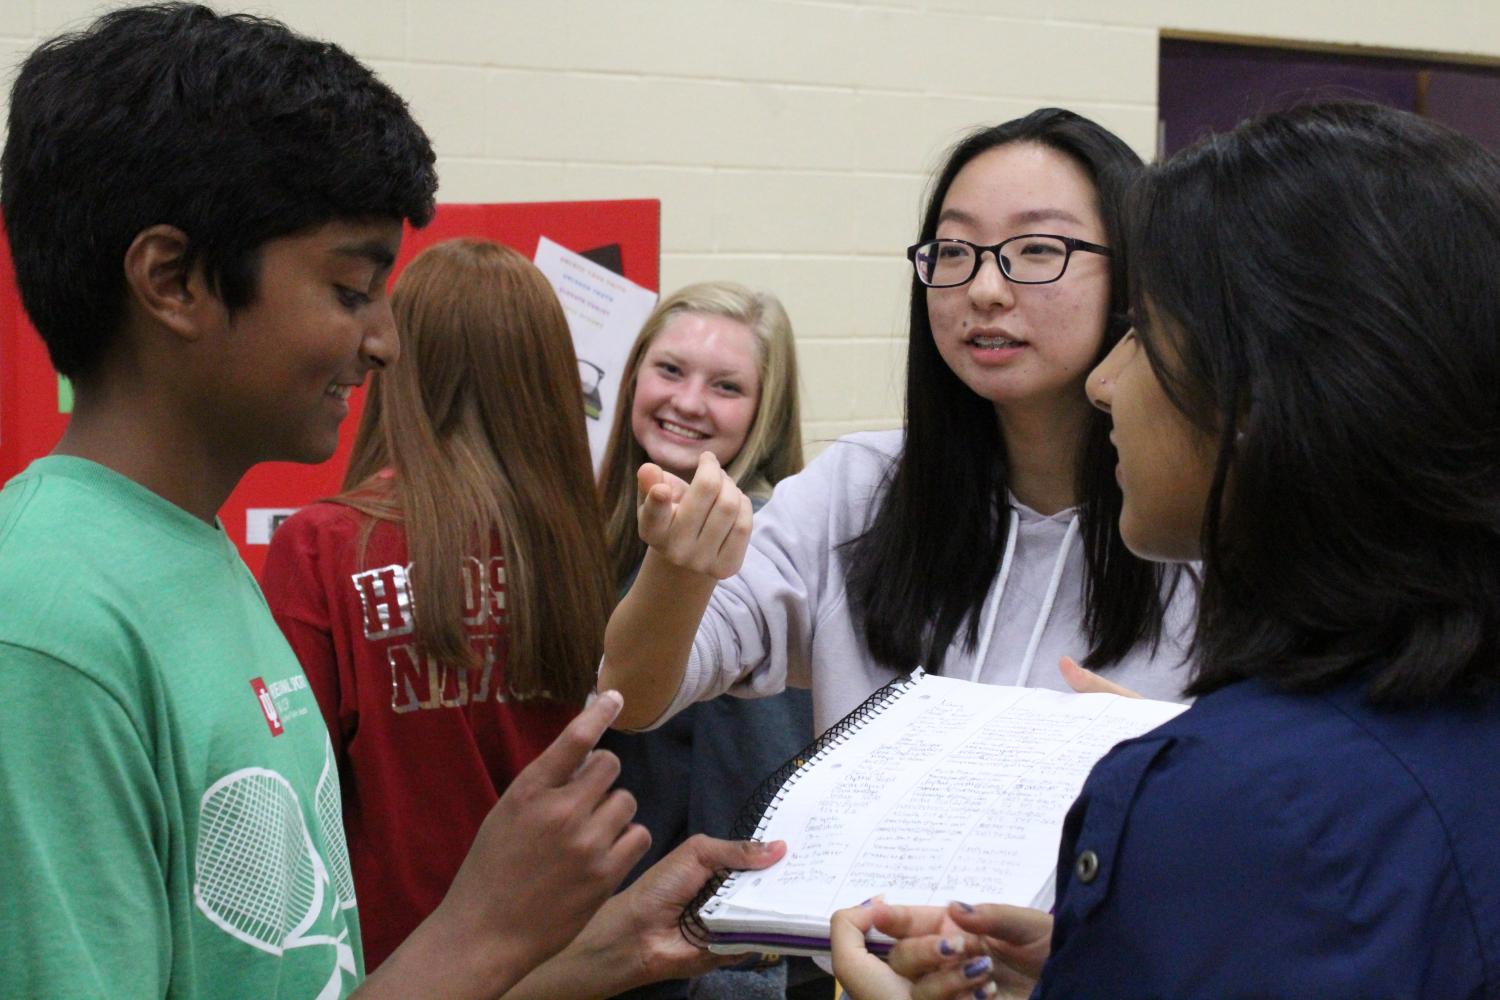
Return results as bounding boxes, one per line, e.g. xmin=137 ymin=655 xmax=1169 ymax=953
xmin=658 ymin=419 xmax=708 ymax=440
xmin=967 ymin=334 xmax=1025 ymax=349
xmin=326 ymin=384 xmax=356 ymax=401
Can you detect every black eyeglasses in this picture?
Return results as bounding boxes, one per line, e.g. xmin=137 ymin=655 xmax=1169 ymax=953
xmin=906 ymin=234 xmax=1111 ymax=288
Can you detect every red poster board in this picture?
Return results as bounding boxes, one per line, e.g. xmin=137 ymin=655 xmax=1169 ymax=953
xmin=0 ymin=199 xmax=660 ymax=576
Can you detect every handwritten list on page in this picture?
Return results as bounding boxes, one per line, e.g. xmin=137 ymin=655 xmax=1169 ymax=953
xmin=701 ymin=674 xmax=1185 ymax=949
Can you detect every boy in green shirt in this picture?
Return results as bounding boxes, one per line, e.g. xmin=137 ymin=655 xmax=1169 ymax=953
xmin=0 ymin=5 xmax=779 ymax=998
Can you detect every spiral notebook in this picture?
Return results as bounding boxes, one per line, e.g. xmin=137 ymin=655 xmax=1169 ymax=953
xmin=682 ymin=669 xmax=1187 ymax=957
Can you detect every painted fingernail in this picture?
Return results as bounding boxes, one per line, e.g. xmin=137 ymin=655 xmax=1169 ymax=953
xmin=955 ymin=901 xmax=976 ymax=913
xmin=859 ymin=897 xmax=874 ymax=907
xmin=939 ymin=938 xmax=956 ymax=957
xmin=962 ymin=956 xmax=992 ymax=978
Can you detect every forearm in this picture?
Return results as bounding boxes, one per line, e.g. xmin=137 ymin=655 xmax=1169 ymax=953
xmin=600 ymin=548 xmax=719 ymax=730
xmin=352 ymin=902 xmax=531 ymax=1000
xmin=501 ymin=912 xmax=640 ymax=1000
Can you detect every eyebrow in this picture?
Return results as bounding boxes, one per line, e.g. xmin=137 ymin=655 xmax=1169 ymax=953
xmin=332 ymin=241 xmax=398 ymax=270
xmin=937 ymin=206 xmax=1088 ymax=229
xmin=650 ymin=348 xmax=754 ymax=381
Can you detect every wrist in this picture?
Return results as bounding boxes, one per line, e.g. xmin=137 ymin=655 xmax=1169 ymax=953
xmin=641 ymin=548 xmax=723 ymax=593
xmin=364 ymin=899 xmax=529 ymax=1000
xmin=505 ymin=902 xmax=636 ymax=1000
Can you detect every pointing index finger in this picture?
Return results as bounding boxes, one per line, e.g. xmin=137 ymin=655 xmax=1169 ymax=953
xmin=526 ymin=689 xmax=624 ymax=786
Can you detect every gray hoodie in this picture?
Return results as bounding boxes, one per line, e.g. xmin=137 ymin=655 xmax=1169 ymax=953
xmin=654 ymin=430 xmax=1197 ymax=735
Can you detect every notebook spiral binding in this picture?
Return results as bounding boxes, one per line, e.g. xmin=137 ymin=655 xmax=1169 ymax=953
xmin=678 ymin=667 xmax=926 ymax=947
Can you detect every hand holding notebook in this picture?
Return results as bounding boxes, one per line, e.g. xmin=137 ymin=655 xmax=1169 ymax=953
xmin=685 ymin=670 xmax=1185 ymax=956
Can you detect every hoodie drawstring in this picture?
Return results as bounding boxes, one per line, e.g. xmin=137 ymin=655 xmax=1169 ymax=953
xmin=1015 ymin=515 xmax=1080 ymax=688
xmin=969 ymin=509 xmax=1018 ymax=683
xmin=968 ymin=511 xmax=1081 ymax=687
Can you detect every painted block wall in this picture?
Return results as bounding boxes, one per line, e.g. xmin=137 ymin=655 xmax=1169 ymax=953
xmin=3 ymin=0 xmax=1497 ymax=452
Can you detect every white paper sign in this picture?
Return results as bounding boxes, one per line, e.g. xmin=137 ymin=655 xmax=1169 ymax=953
xmin=533 ymin=236 xmax=659 ymax=472
xmin=246 ymin=507 xmax=301 ymax=545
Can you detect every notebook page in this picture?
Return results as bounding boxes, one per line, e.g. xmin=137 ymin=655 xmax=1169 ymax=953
xmin=711 ymin=675 xmax=1184 ymax=922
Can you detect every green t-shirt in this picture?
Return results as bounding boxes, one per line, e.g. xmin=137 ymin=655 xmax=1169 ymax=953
xmin=0 ymin=457 xmax=363 ymax=997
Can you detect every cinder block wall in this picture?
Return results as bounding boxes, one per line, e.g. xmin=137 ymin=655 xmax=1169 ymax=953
xmin=4 ymin=1 xmax=1497 ymax=451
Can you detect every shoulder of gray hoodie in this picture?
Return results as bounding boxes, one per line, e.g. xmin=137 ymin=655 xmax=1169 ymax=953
xmin=655 ymin=429 xmax=1198 ymax=736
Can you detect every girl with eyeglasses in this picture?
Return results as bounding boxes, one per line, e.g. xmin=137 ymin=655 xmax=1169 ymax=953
xmin=832 ymin=101 xmax=1500 ymax=999
xmin=601 ymin=108 xmax=1196 ymax=738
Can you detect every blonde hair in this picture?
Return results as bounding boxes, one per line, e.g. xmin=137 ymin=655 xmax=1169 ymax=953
xmin=598 ymin=281 xmax=804 ymax=584
xmin=339 ymin=239 xmax=611 ymax=706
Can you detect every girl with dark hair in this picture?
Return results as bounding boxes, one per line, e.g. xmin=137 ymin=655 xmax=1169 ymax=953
xmin=263 ymin=239 xmax=615 ymax=970
xmin=602 ymin=108 xmax=1195 ymax=736
xmin=832 ymin=102 xmax=1500 ymax=998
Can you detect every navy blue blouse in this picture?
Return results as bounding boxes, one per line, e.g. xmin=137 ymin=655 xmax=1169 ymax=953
xmin=1040 ymin=677 xmax=1500 ymax=998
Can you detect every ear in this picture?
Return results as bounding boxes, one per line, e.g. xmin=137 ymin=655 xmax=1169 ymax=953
xmin=122 ymin=225 xmax=216 ymax=342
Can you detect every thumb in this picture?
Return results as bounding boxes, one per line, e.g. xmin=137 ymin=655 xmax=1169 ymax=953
xmin=638 ymin=462 xmax=690 ymax=506
xmin=636 ymin=462 xmax=666 ymax=507
xmin=1060 ymin=655 xmax=1142 ymax=698
xmin=948 ymin=902 xmax=1052 ymax=947
xmin=704 ymin=837 xmax=787 ymax=872
xmin=637 ymin=482 xmax=675 ymax=542
xmin=948 ymin=901 xmax=1053 ymax=981
xmin=830 ymin=898 xmax=883 ymax=937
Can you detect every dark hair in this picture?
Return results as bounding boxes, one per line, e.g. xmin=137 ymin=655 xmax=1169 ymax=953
xmin=1128 ymin=101 xmax=1500 ymax=705
xmin=844 ymin=107 xmax=1171 ymax=673
xmin=1 ymin=2 xmax=438 ymax=378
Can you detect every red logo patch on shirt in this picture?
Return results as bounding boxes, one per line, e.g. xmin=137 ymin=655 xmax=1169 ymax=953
xmin=250 ymin=677 xmax=284 ymax=736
